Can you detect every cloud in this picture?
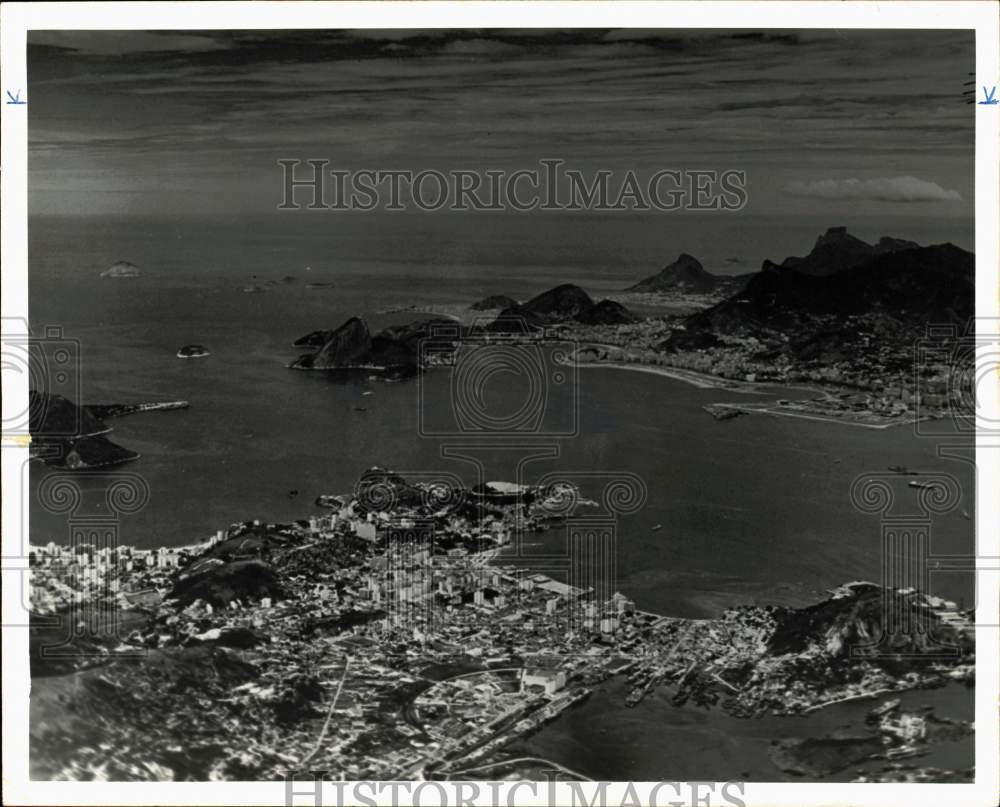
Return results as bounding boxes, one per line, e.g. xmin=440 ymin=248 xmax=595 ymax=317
xmin=28 ymin=31 xmax=230 ymax=55
xmin=439 ymin=38 xmax=527 ymax=57
xmin=25 ymin=29 xmax=974 ymax=216
xmin=786 ymin=175 xmax=962 ymax=202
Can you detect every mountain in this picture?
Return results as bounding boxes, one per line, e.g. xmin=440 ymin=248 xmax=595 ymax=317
xmin=290 ymin=317 xmax=373 ymax=369
xmin=626 ymin=253 xmax=754 ymax=296
xmin=627 ymin=253 xmax=719 ymax=293
xmin=29 ymin=392 xmax=110 ymax=438
xmin=293 ymin=329 xmax=335 ymax=348
xmin=484 ymin=306 xmax=547 ymax=334
xmin=522 ymin=284 xmax=596 ymax=321
xmin=374 ymin=317 xmax=457 ymax=353
xmin=576 ymin=299 xmax=637 ymax=325
xmin=874 ymin=236 xmax=920 ymax=254
xmin=29 ymin=392 xmax=139 ymax=469
xmin=27 ymin=392 xmax=191 ymax=469
xmin=663 ymin=238 xmax=973 ymax=355
xmin=486 ymin=284 xmax=636 ymax=329
xmin=169 ymin=559 xmax=285 ymax=609
xmin=768 ymin=581 xmax=969 ymax=661
xmin=58 ymin=435 xmax=140 ymax=469
xmin=779 ymin=226 xmax=918 ymax=278
xmin=290 ymin=316 xmax=455 ymax=373
xmin=470 ymin=294 xmax=519 ymax=311
xmin=354 ymin=466 xmax=428 ymax=512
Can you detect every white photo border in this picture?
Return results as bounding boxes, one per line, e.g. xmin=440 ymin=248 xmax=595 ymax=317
xmin=2 ymin=2 xmax=998 ymax=806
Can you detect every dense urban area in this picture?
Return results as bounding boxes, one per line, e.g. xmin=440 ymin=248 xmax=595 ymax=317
xmin=29 ymin=466 xmax=974 ymax=782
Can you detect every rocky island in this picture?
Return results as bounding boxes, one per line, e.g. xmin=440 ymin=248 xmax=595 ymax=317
xmin=288 ymin=316 xmax=456 ymax=378
xmin=100 ymin=260 xmax=141 ymax=278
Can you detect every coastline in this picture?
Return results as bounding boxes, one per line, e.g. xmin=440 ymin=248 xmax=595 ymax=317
xmin=714 ymin=402 xmax=915 ymax=430
xmin=376 ymin=304 xmax=467 ymax=323
xmin=572 ymin=359 xmax=816 ymax=397
xmin=28 ymin=465 xmax=974 ymax=781
xmin=573 ymin=360 xmax=923 ymax=429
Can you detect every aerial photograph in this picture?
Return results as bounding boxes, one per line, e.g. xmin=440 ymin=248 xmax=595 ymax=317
xmin=24 ymin=28 xmax=976 ymax=784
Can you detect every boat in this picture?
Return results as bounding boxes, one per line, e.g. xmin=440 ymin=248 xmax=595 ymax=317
xmin=908 ymin=481 xmax=936 ymax=490
xmin=651 ymin=524 xmax=663 ymax=532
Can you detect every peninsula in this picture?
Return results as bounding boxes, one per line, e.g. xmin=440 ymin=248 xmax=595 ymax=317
xmin=29 ymin=392 xmax=189 ymax=470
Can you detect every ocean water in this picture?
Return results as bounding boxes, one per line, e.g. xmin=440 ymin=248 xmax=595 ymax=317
xmin=510 ymin=676 xmax=974 ymax=782
xmin=27 ymin=212 xmax=975 ymax=616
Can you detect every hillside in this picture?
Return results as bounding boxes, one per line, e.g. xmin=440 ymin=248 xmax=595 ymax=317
xmin=289 ymin=316 xmax=454 ymax=374
xmin=663 ymin=239 xmax=973 ymax=358
xmin=779 ymin=226 xmax=913 ymax=277
xmin=480 ymin=284 xmax=636 ymax=330
xmin=470 ymin=294 xmax=519 ymax=311
xmin=627 ymin=253 xmax=719 ymax=293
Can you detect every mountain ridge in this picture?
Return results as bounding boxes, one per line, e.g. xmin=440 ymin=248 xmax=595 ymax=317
xmin=662 ymin=234 xmax=973 ymax=356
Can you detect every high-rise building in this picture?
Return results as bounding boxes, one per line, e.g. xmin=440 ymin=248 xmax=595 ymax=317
xmin=568 ymin=518 xmax=618 ymax=630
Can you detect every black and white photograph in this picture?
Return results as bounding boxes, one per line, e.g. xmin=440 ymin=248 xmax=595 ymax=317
xmin=2 ymin=3 xmax=999 ymax=806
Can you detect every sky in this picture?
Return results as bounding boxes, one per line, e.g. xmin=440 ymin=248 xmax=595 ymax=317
xmin=27 ymin=29 xmax=974 ymax=218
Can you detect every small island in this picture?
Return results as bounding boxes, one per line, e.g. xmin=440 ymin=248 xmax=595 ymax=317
xmin=100 ymin=260 xmax=141 ymax=278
